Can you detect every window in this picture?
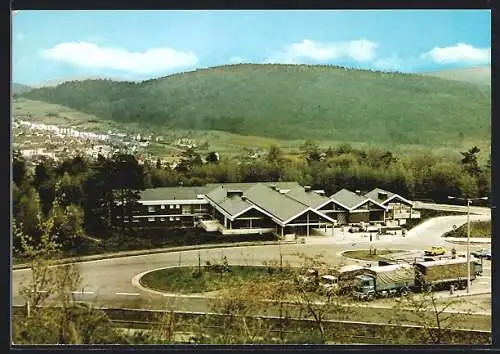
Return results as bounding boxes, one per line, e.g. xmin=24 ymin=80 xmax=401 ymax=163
xmin=133 ymin=218 xmax=139 ymax=223
xmin=170 ymin=205 xmax=174 ymax=209
xmin=175 ymin=217 xmax=180 ymax=221
xmin=148 ymin=206 xmax=155 ymax=213
xmin=176 ymin=204 xmax=180 ymax=209
xmin=161 ymin=205 xmax=165 ymax=209
xmin=160 ymin=218 xmax=165 ymax=222
xmin=148 ymin=217 xmax=155 ymax=222
xmin=169 ymin=216 xmax=174 ymax=221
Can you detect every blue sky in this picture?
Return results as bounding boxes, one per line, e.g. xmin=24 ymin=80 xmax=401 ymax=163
xmin=12 ymin=10 xmax=491 ymax=86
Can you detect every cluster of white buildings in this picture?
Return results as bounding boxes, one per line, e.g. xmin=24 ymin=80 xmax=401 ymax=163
xmin=16 ymin=119 xmax=111 ymax=142
xmin=175 ymin=138 xmax=197 ymax=149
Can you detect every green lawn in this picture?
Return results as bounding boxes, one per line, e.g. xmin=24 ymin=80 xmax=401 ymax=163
xmin=140 ymin=265 xmax=293 ymax=294
xmin=405 ymin=209 xmax=467 ymax=230
xmin=342 ymin=249 xmax=406 ymax=261
xmin=443 ymin=221 xmax=491 ymax=238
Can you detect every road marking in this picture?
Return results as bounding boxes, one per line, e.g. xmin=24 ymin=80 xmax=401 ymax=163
xmin=30 ymin=290 xmax=48 ymax=293
xmin=116 ymin=292 xmax=140 ymax=296
xmin=72 ymin=291 xmax=95 ymax=295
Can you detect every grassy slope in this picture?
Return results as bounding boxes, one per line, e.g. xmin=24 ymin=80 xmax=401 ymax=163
xmin=12 ymin=97 xmax=491 ymax=160
xmin=18 ymin=64 xmax=491 ymax=148
xmin=420 ymin=66 xmax=491 ymax=86
xmin=443 ymin=221 xmax=491 ymax=238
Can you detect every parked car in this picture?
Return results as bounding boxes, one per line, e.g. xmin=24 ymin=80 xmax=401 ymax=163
xmin=471 ymin=249 xmax=491 ymax=260
xmin=424 ymin=246 xmax=446 ymax=256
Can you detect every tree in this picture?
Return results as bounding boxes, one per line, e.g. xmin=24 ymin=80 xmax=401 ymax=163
xmin=16 ymin=186 xmax=43 ymax=239
xmin=82 ymin=156 xmax=115 ymax=236
xmin=460 ymin=146 xmax=481 ymax=177
xmin=300 ymin=140 xmax=322 ymax=163
xmin=176 ymin=147 xmax=203 ymax=173
xmin=55 ymin=172 xmax=85 ymax=208
xmin=389 ymin=289 xmax=475 ymax=344
xmin=13 ymin=222 xmax=124 ymax=344
xmin=205 ymin=152 xmax=220 ymax=164
xmin=110 ymin=153 xmax=145 ymax=233
xmin=12 ymin=149 xmax=28 ymax=186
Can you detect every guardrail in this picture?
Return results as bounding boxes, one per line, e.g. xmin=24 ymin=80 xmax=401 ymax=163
xmin=12 ymin=305 xmax=491 ymax=345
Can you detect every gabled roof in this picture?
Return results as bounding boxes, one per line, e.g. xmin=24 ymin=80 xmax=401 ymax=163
xmin=329 ymin=189 xmax=370 ymax=210
xmin=284 ymin=186 xmax=330 ymax=208
xmin=329 ymin=188 xmax=388 ymax=211
xmin=139 ymin=186 xmax=212 ymax=201
xmin=365 ymin=188 xmax=413 ymax=206
xmin=204 ymin=185 xmax=254 ymax=218
xmin=243 ymin=184 xmax=308 ymax=222
xmin=205 ymin=183 xmax=334 ymax=224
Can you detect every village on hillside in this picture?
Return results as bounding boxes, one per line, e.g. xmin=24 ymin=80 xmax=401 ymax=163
xmin=12 ymin=115 xmax=203 ymax=169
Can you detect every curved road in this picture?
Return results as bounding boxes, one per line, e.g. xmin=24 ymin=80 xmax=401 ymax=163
xmin=12 ymin=209 xmax=491 ymax=311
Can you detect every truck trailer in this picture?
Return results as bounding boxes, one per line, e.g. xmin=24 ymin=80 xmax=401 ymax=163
xmin=413 ymin=258 xmax=480 ymax=291
xmin=353 ymin=258 xmax=481 ymax=300
xmin=353 ymin=263 xmax=415 ymax=301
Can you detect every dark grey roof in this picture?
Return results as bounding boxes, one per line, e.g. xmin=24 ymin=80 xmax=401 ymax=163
xmin=284 ymin=186 xmax=330 ymax=208
xmin=204 ymin=185 xmax=253 ymax=217
xmin=139 ymin=186 xmax=212 ymax=201
xmin=243 ymin=184 xmax=312 ymax=222
xmin=206 ymin=181 xmax=300 ymax=192
xmin=365 ymin=188 xmax=412 ymax=206
xmin=329 ymin=189 xmax=369 ymax=210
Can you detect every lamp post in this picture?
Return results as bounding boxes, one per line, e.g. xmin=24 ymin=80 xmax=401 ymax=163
xmin=447 ymin=195 xmax=488 ymax=293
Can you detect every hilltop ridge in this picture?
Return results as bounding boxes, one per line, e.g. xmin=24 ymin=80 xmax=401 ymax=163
xmin=18 ymin=64 xmax=491 ymax=146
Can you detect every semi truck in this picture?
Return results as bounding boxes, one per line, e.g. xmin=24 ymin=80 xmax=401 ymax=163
xmin=353 ymin=263 xmax=415 ymax=301
xmin=353 ymin=258 xmax=481 ymax=301
xmin=318 ymin=265 xmax=368 ymax=296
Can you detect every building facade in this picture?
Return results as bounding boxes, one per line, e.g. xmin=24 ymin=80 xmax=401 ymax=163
xmin=114 ymin=182 xmax=417 ymax=237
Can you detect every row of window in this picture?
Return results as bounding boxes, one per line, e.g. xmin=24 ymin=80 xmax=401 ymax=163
xmin=148 ymin=205 xmax=181 ymax=212
xmin=148 ymin=216 xmax=181 ymax=222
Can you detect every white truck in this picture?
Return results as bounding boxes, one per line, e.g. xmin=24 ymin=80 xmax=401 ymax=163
xmin=318 ymin=265 xmax=368 ymax=296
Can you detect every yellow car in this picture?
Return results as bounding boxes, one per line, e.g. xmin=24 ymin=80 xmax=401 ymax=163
xmin=424 ymin=246 xmax=446 ymax=256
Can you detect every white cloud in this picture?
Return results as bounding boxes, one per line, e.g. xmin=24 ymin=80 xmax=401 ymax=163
xmin=421 ymin=43 xmax=490 ymax=65
xmin=39 ymin=41 xmax=198 ymax=74
xmin=265 ymin=39 xmax=378 ymax=64
xmin=229 ymin=56 xmax=248 ymax=64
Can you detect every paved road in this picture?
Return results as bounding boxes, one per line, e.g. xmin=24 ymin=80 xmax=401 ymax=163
xmin=412 ymin=202 xmax=491 ymax=216
xmin=11 ymin=212 xmax=492 ymax=313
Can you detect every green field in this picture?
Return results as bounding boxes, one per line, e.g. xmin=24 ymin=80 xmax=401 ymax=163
xmin=17 ymin=63 xmax=490 ymax=149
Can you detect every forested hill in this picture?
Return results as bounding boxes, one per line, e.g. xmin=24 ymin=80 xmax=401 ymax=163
xmin=12 ymin=83 xmax=32 ymax=94
xmin=18 ymin=64 xmax=491 ymax=146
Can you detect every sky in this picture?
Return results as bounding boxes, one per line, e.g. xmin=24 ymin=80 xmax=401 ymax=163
xmin=11 ymin=10 xmax=491 ymax=86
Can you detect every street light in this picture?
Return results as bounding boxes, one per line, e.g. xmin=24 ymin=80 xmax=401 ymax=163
xmin=447 ymin=195 xmax=488 ymax=293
